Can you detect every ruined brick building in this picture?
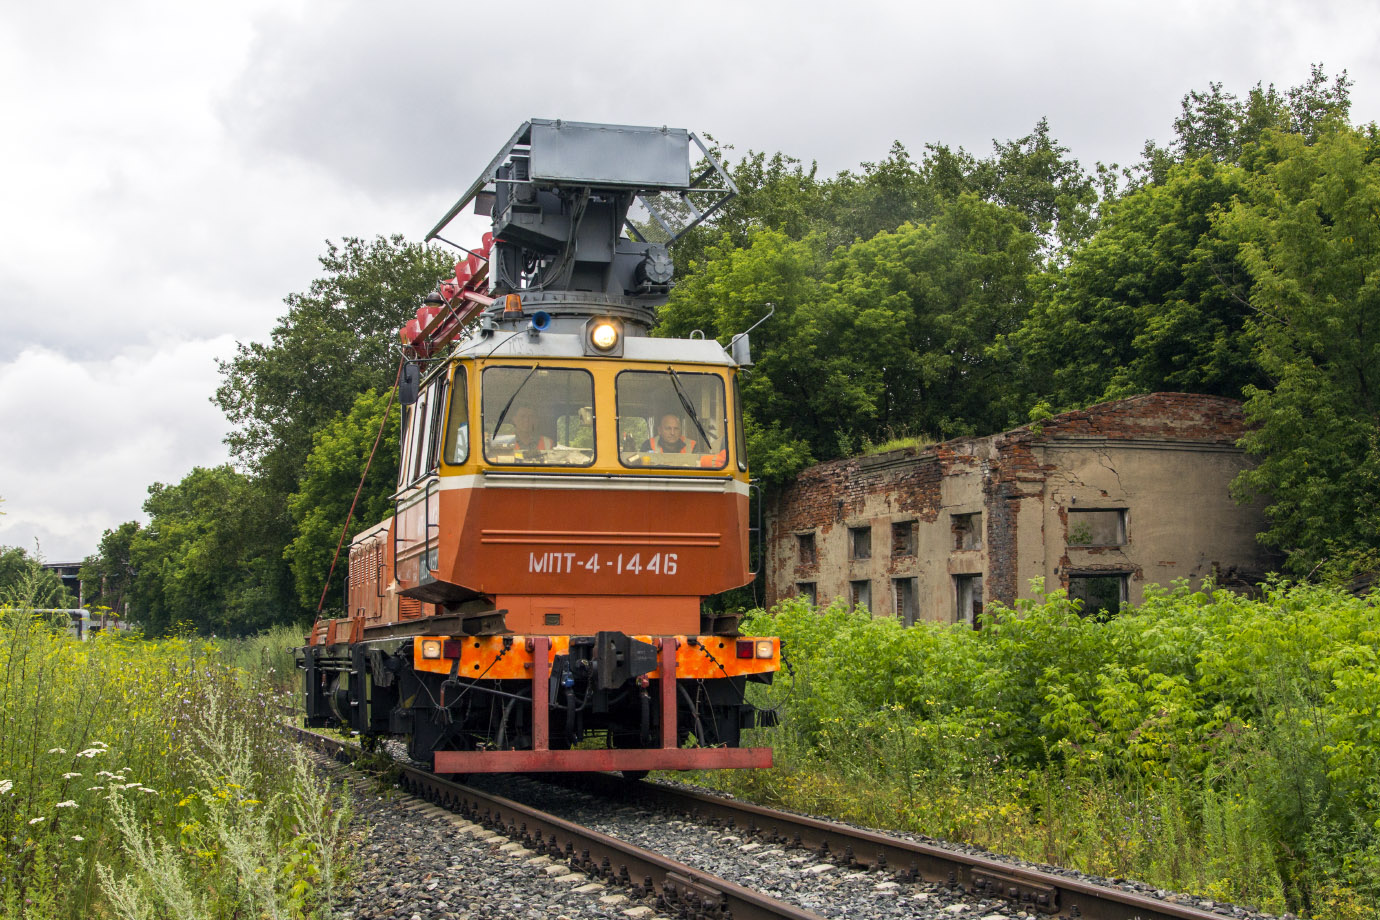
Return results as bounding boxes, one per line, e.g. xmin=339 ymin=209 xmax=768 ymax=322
xmin=763 ymin=394 xmax=1277 ymax=623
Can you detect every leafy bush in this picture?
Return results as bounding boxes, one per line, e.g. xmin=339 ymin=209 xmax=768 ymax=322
xmin=709 ymin=581 xmax=1380 ymax=917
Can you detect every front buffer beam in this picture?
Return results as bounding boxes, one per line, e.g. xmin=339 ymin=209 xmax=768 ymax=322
xmin=432 ymin=636 xmax=773 ymax=773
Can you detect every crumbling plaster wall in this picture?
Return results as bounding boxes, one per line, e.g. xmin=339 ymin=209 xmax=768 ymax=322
xmin=763 ymin=394 xmax=1274 ymax=621
xmin=1034 ymin=441 xmax=1265 ymax=605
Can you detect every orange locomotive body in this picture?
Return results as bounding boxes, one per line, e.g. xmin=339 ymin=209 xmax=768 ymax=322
xmin=299 ymin=120 xmax=779 ymax=774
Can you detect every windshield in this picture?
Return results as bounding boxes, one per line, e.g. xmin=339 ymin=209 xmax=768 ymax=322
xmin=482 ymin=366 xmax=595 ymax=466
xmin=615 ymin=370 xmax=728 ymax=469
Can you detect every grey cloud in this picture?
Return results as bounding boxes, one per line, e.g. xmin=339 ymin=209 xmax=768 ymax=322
xmin=218 ymin=0 xmax=1380 ymax=209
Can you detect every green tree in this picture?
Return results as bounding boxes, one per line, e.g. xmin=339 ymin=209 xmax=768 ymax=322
xmin=284 ymin=388 xmax=401 ymax=611
xmin=1138 ymin=64 xmax=1352 ymax=181
xmin=1225 ymin=124 xmax=1380 ymax=578
xmin=670 ymin=147 xmax=829 ymax=281
xmin=129 ymin=467 xmax=296 ymax=636
xmin=0 ymin=545 xmax=74 ymax=608
xmin=970 ymin=117 xmax=1100 ymax=250
xmin=673 ymin=123 xmax=1090 ymax=291
xmin=1005 ymin=155 xmax=1262 ymax=412
xmin=1004 ymin=68 xmax=1353 ymax=419
xmin=827 ymin=193 xmax=1041 ymax=439
xmin=216 ymin=235 xmax=451 ymax=495
xmin=79 ymin=521 xmax=140 ymax=614
xmin=661 ymin=196 xmax=1041 ymax=474
xmin=820 ymin=141 xmax=963 ymax=249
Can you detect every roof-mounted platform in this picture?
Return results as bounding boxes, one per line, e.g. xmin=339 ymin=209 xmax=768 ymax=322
xmin=404 ymin=120 xmax=735 ymax=360
xmin=426 ymin=119 xmax=735 ymax=318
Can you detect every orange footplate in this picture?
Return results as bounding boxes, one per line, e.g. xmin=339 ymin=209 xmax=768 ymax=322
xmin=411 ymin=634 xmax=780 ymax=680
xmin=426 ymin=635 xmax=777 ymax=774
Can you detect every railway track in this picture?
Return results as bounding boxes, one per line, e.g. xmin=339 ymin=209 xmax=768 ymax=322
xmin=295 ymin=725 xmax=817 ymax=920
xmin=291 ymin=726 xmax=1253 ymax=920
xmin=535 ymin=773 xmax=1240 ymax=920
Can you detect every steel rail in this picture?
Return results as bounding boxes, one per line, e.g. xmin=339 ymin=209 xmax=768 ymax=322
xmin=289 ymin=726 xmax=821 ymax=920
xmin=556 ymin=772 xmax=1233 ymax=920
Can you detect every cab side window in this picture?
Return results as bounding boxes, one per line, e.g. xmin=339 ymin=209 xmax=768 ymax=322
xmin=398 ymin=375 xmax=448 ymax=487
xmin=443 ymin=366 xmax=469 ymax=464
xmin=733 ymin=375 xmax=748 ymax=472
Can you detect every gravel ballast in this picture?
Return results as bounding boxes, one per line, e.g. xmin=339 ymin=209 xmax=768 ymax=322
xmin=467 ymin=774 xmax=1043 ymax=920
xmin=316 ymin=756 xmax=646 ymax=920
xmin=311 ymin=749 xmax=1289 ymax=920
xmin=466 ymin=773 xmax=1288 ymax=920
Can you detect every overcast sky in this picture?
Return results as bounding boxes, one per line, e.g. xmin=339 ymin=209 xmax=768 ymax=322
xmin=3 ymin=0 xmax=1378 ymax=564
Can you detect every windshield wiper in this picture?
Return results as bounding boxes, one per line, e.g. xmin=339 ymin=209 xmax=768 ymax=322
xmin=666 ymin=367 xmax=712 ymax=447
xmin=490 ymin=365 xmax=541 ymax=438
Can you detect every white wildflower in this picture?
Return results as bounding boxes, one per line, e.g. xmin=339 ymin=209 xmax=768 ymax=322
xmin=47 ymin=748 xmax=66 ymax=755
xmin=96 ymin=771 xmax=118 ymax=779
xmin=28 ymin=817 xmax=45 ymax=825
xmin=71 ymin=835 xmax=84 ymax=842
xmin=90 ymin=741 xmax=107 ymax=748
xmin=62 ymin=772 xmax=82 ymax=780
xmin=76 ymin=748 xmax=104 ymax=758
xmin=0 ymin=780 xmax=12 ymax=795
xmin=87 ymin=785 xmax=104 ymax=791
xmin=55 ymin=800 xmax=77 ymax=808
xmin=138 ymin=787 xmax=157 ymax=795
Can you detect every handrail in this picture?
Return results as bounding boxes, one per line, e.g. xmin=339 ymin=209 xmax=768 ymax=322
xmin=748 ymin=481 xmax=764 ymax=577
xmin=423 ymin=477 xmax=441 ymax=576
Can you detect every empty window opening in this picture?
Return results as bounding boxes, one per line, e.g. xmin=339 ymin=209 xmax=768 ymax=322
xmin=1067 ymin=509 xmax=1127 ymax=546
xmin=1068 ymin=573 xmax=1128 ymax=620
xmin=891 ymin=520 xmax=917 ymax=557
xmin=850 ymin=579 xmax=872 ymax=610
xmin=849 ymin=526 xmax=872 ymax=561
xmin=893 ymin=577 xmax=918 ymax=627
xmin=952 ymin=513 xmax=982 ymax=551
xmin=796 ymin=532 xmax=817 ymax=566
xmin=955 ymin=574 xmax=983 ymax=627
xmin=796 ymin=582 xmax=817 ymax=605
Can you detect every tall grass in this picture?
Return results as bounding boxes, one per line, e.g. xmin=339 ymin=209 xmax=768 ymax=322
xmin=0 ymin=575 xmax=349 ymax=919
xmin=693 ymin=582 xmax=1380 ymax=919
xmin=223 ymin=624 xmax=308 ymax=696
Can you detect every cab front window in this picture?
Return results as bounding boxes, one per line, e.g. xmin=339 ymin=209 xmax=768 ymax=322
xmin=616 ymin=370 xmax=728 ymax=469
xmin=482 ymin=366 xmax=595 ymax=467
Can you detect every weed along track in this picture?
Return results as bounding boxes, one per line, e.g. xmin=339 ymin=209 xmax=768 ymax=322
xmin=292 ymin=727 xmax=1270 ymax=920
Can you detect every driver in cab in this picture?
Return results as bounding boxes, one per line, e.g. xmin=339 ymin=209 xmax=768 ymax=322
xmin=642 ymin=413 xmax=696 ymax=453
xmin=513 ymin=406 xmax=552 ymax=456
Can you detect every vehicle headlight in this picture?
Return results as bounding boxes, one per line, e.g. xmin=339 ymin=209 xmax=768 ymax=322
xmin=591 ymin=322 xmax=619 ymax=351
xmin=584 ymin=316 xmax=624 ymax=356
xmin=421 ymin=639 xmax=442 ymax=660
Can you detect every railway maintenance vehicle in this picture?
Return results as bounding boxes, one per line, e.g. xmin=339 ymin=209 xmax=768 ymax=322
xmin=299 ymin=119 xmax=780 ymax=776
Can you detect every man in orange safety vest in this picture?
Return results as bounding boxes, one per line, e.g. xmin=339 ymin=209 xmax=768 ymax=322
xmin=642 ymin=413 xmax=695 ymax=453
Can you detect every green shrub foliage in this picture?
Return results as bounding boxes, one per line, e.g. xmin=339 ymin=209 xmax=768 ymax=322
xmin=725 ymin=582 xmax=1380 ymax=917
